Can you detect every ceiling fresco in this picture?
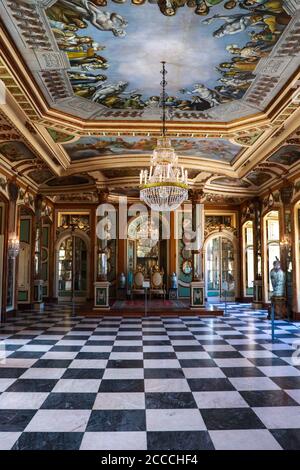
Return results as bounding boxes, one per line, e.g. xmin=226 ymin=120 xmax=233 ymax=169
xmin=27 ymin=169 xmax=54 ymax=184
xmin=246 ymin=170 xmax=271 ymax=186
xmin=46 ymin=175 xmax=91 ymax=186
xmin=0 ymin=141 xmax=36 ymax=162
xmin=45 ymin=0 xmax=290 ymax=113
xmin=210 ymin=176 xmax=251 ymax=187
xmin=63 ymin=136 xmax=241 ymax=162
xmin=267 ymin=145 xmax=300 ymax=166
xmin=2 ymin=0 xmax=298 ymax=123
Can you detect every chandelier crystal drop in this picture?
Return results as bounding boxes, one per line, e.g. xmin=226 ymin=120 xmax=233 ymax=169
xmin=140 ymin=62 xmax=188 ymax=212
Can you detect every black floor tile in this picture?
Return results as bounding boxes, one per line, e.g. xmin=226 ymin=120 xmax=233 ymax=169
xmin=41 ymin=393 xmax=96 ymax=409
xmin=207 ymin=351 xmax=243 ymax=359
xmin=240 ymin=390 xmax=299 ymax=407
xmin=75 ymin=352 xmax=110 ymax=360
xmin=107 ymin=359 xmax=144 ymax=369
xmin=145 ymin=392 xmax=197 ymax=409
xmin=188 ymin=378 xmax=235 ymax=391
xmin=221 ymin=367 xmax=265 ymax=377
xmin=0 ymin=409 xmax=36 ymax=431
xmin=62 ymin=368 xmax=104 ymax=379
xmin=86 ymin=410 xmax=146 ymax=432
xmin=248 ymin=358 xmax=288 ymax=367
xmin=147 ymin=431 xmax=214 ymax=450
xmin=271 ymin=429 xmax=300 ymax=450
xmin=143 ymin=352 xmax=177 ymax=359
xmin=144 ymin=368 xmax=185 ymax=379
xmin=179 ymin=359 xmax=217 ymax=368
xmin=200 ymin=408 xmax=265 ymax=430
xmin=12 ymin=432 xmax=83 ymax=450
xmin=0 ymin=368 xmax=27 ymax=378
xmin=99 ymin=379 xmax=144 ymax=393
xmin=32 ymin=359 xmax=72 ymax=368
xmin=6 ymin=379 xmax=58 ymax=393
xmin=271 ymin=376 xmax=300 ymax=389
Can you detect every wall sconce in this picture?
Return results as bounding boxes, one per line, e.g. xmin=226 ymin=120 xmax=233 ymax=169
xmin=8 ymin=233 xmax=20 ymax=258
xmin=280 ymin=235 xmax=290 ymax=248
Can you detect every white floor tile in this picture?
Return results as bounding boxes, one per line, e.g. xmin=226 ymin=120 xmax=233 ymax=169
xmin=229 ymin=377 xmax=280 ymax=391
xmin=0 ymin=392 xmax=48 ymax=409
xmin=144 ymin=359 xmax=180 ymax=369
xmin=253 ymin=406 xmax=300 ymax=429
xmin=258 ymin=366 xmax=300 ymax=377
xmin=0 ymin=378 xmax=17 ymax=392
xmin=69 ymin=359 xmax=107 ymax=369
xmin=25 ymin=410 xmax=91 ymax=432
xmin=183 ymin=368 xmax=226 ymax=379
xmin=213 ymin=358 xmax=253 ymax=368
xmin=80 ymin=431 xmax=147 ymax=450
xmin=0 ymin=432 xmax=21 ymax=450
xmin=210 ymin=429 xmax=282 ymax=450
xmin=94 ymin=393 xmax=145 ymax=410
xmin=285 ymin=389 xmax=300 ymax=405
xmin=103 ymin=368 xmax=144 ymax=379
xmin=193 ymin=391 xmax=248 ymax=408
xmin=146 ymin=409 xmax=206 ymax=431
xmin=53 ymin=379 xmax=101 ymax=393
xmin=20 ymin=368 xmax=66 ymax=379
xmin=144 ymin=378 xmax=190 ymax=393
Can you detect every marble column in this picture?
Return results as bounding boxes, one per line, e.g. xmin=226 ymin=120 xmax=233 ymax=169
xmin=279 ymin=182 xmax=294 ymax=318
xmin=94 ymin=189 xmax=110 ymax=310
xmin=252 ymin=197 xmax=263 ymax=308
xmin=190 ymin=190 xmax=205 ymax=309
xmin=33 ymin=194 xmax=44 ymax=310
xmin=5 ymin=180 xmax=19 ymax=317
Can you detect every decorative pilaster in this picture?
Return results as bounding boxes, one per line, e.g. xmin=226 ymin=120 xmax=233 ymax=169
xmin=252 ymin=198 xmax=263 ymax=308
xmin=279 ymin=182 xmax=294 ymax=318
xmin=33 ymin=194 xmax=44 ymax=310
xmin=5 ymin=180 xmax=19 ymax=315
xmin=190 ymin=190 xmax=205 ymax=309
xmin=94 ymin=189 xmax=110 ymax=310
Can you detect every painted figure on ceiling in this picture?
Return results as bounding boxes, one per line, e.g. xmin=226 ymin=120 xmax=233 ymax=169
xmin=193 ymin=0 xmax=237 ymax=16
xmin=226 ymin=43 xmax=271 ymax=58
xmin=52 ymin=0 xmax=128 ymax=36
xmin=203 ymin=11 xmax=290 ymax=38
xmin=239 ymin=0 xmax=284 ymax=14
xmin=179 ymin=83 xmax=225 ymax=107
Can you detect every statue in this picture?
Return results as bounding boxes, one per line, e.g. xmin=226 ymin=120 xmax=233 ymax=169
xmin=118 ymin=272 xmax=126 ymax=289
xmin=170 ymin=272 xmax=178 ymax=289
xmin=270 ymin=257 xmax=286 ymax=298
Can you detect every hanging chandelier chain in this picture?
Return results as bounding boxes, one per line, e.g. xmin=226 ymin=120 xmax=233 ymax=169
xmin=139 ymin=62 xmax=188 ymax=212
xmin=160 ymin=61 xmax=167 ymax=137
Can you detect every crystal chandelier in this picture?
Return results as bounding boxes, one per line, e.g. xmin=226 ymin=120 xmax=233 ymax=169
xmin=140 ymin=62 xmax=188 ymax=212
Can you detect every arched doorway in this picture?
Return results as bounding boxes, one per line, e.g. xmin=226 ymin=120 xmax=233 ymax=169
xmin=17 ymin=206 xmax=34 ymax=306
xmin=55 ymin=230 xmax=90 ymax=302
xmin=205 ymin=233 xmax=237 ymax=302
xmin=263 ymin=210 xmax=280 ymax=301
xmin=126 ymin=214 xmax=169 ymax=290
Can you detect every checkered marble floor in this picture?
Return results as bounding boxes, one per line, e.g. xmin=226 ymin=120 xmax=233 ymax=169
xmin=0 ymin=303 xmax=300 ymax=450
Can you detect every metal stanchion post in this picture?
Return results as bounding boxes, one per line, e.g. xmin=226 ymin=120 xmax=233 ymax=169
xmin=271 ymin=300 xmax=275 ymax=342
xmin=145 ymin=287 xmax=147 ymax=318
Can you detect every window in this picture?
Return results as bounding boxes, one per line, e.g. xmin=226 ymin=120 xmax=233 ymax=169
xmin=243 ymin=221 xmax=254 ymax=296
xmin=265 ymin=211 xmax=280 ymax=299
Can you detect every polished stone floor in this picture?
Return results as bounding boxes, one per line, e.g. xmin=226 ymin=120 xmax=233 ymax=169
xmin=0 ymin=304 xmax=300 ymax=450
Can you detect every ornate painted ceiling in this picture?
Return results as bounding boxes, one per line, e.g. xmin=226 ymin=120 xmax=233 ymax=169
xmin=63 ymin=136 xmax=241 ymax=162
xmin=0 ymin=0 xmax=300 ymax=202
xmin=1 ymin=0 xmax=300 ymax=123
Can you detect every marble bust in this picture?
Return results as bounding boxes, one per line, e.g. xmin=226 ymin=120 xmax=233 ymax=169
xmin=170 ymin=272 xmax=178 ymax=289
xmin=270 ymin=258 xmax=286 ymax=297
